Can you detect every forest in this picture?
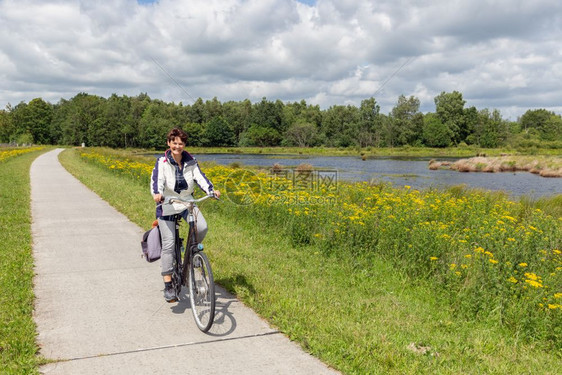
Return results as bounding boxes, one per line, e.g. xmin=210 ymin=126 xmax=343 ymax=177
xmin=1 ymin=91 xmax=561 ymax=150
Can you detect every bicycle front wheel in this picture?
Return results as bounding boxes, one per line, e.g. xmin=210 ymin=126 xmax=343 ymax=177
xmin=188 ymin=251 xmax=215 ymax=332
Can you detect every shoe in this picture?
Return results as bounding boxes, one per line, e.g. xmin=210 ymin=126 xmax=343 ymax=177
xmin=164 ymin=286 xmax=178 ymax=303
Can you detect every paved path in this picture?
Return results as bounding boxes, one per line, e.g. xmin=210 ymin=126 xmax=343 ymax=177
xmin=31 ymin=149 xmax=338 ymax=375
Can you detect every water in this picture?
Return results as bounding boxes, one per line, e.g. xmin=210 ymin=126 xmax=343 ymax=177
xmin=193 ymin=153 xmax=561 ymax=198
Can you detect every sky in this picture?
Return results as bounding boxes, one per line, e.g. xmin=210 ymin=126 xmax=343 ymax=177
xmin=1 ymin=0 xmax=561 ymax=120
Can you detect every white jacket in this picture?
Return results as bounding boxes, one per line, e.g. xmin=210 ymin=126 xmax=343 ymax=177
xmin=150 ymin=150 xmax=214 ymax=217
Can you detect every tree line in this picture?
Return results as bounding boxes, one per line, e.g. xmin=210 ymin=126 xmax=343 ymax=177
xmin=1 ymin=91 xmax=561 ymax=149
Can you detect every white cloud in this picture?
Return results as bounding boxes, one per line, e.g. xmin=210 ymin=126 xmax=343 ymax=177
xmin=0 ymin=0 xmax=561 ymax=119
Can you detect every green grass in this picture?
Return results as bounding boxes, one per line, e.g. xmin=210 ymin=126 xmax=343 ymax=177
xmin=58 ymin=148 xmax=561 ymax=374
xmin=0 ymin=148 xmax=50 ymax=374
xmin=208 ymin=211 xmax=562 ymax=374
xmin=145 ymin=145 xmax=561 ymax=158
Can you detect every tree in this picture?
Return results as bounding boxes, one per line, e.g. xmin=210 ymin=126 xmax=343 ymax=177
xmin=57 ymin=93 xmax=105 ymax=146
xmin=463 ymin=106 xmax=479 ymax=145
xmin=390 ymin=95 xmax=423 ymax=146
xmin=10 ymin=102 xmax=29 ymax=141
xmin=223 ymin=99 xmax=251 ymax=145
xmin=128 ymin=93 xmax=152 ymax=148
xmin=520 ymin=109 xmax=551 ymax=132
xmin=249 ymin=97 xmax=285 ymax=135
xmin=520 ymin=109 xmax=562 ymax=141
xmin=284 ymin=121 xmax=318 ymax=147
xmin=320 ymin=105 xmax=360 ymax=147
xmin=434 ymin=91 xmax=466 ymax=144
xmin=16 ymin=132 xmax=34 ymax=145
xmin=10 ymin=99 xmax=54 ymax=144
xmin=93 ymin=94 xmax=133 ymax=148
xmin=139 ymin=100 xmax=174 ymax=149
xmin=241 ymin=125 xmax=281 ymax=146
xmin=301 ymin=103 xmax=322 ymax=128
xmin=204 ymin=97 xmax=223 ymax=121
xmin=284 ymin=100 xmax=322 ymax=129
xmin=422 ymin=113 xmax=452 ymax=147
xmin=186 ymin=98 xmax=205 ymax=124
xmin=26 ymin=98 xmax=53 ymax=144
xmin=471 ymin=109 xmax=509 ymax=148
xmin=0 ymin=107 xmax=15 ymax=143
xmin=542 ymin=115 xmax=562 ymax=141
xmin=357 ymin=97 xmax=381 ymax=147
xmin=203 ymin=116 xmax=235 ymax=147
xmin=380 ymin=115 xmax=399 ymax=147
xmin=184 ymin=122 xmax=206 ymax=146
xmin=50 ymin=100 xmax=68 ymax=145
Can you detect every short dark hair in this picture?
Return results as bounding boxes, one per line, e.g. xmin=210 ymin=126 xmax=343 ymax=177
xmin=166 ymin=128 xmax=188 ymax=144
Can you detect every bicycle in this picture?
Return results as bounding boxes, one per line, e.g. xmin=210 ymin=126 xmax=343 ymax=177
xmin=161 ymin=194 xmax=218 ymax=332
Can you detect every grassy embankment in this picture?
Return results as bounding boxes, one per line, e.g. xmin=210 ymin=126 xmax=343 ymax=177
xmin=58 ymin=147 xmax=561 ymax=374
xmin=430 ymin=155 xmax=562 ymax=177
xmin=177 ymin=145 xmax=562 ymax=158
xmin=128 ymin=144 xmax=561 ymax=160
xmin=0 ymin=147 xmax=48 ymax=374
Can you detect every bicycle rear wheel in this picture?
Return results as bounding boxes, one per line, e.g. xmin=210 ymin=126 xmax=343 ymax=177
xmin=188 ymin=251 xmax=215 ymax=332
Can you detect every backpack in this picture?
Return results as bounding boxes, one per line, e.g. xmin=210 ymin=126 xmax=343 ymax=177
xmin=141 ymin=224 xmax=162 ymax=262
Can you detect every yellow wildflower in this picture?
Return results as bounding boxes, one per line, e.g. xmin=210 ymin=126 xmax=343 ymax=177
xmin=525 ymin=279 xmax=543 ymax=288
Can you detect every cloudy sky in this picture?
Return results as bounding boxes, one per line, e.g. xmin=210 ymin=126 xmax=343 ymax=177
xmin=1 ymin=0 xmax=561 ymax=119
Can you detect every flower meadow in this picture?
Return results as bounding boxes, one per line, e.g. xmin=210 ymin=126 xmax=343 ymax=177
xmin=79 ymin=148 xmax=561 ymax=347
xmin=0 ymin=147 xmax=44 ymax=163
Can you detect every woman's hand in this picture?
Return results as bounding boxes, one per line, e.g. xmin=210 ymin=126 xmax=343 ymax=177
xmin=153 ymin=193 xmax=163 ymax=203
xmin=213 ymin=190 xmax=221 ymax=199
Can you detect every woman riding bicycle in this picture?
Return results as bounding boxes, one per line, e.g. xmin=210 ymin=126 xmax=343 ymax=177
xmin=150 ymin=128 xmax=220 ymax=302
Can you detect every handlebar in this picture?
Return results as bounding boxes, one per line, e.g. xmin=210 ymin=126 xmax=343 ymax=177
xmin=158 ymin=193 xmax=218 ymax=216
xmin=164 ymin=194 xmax=218 ymax=205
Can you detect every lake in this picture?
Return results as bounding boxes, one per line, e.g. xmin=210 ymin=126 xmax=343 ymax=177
xmin=193 ymin=153 xmax=561 ymax=198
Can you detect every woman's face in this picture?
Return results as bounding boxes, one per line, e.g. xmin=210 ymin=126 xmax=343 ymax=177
xmin=167 ymin=137 xmax=185 ymax=157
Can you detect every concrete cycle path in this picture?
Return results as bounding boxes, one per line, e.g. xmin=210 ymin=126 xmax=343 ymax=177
xmin=32 ymin=149 xmax=338 ymax=375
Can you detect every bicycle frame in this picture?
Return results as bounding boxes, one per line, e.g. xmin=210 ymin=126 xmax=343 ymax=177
xmin=173 ymin=206 xmax=200 ymax=288
xmin=161 ymin=194 xmax=217 ymax=332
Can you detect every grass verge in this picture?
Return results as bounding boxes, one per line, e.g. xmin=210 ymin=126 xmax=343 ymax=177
xmin=0 ymin=148 xmax=49 ymax=374
xmin=165 ymin=146 xmax=562 ymax=158
xmin=58 ymin=148 xmax=561 ymax=374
